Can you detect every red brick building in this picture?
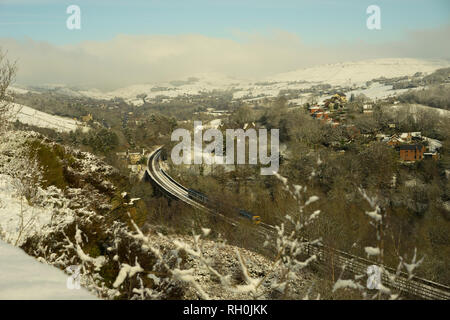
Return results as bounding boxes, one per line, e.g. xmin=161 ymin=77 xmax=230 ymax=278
xmin=399 ymin=144 xmax=425 ymax=161
xmin=309 ymin=106 xmax=322 ymax=114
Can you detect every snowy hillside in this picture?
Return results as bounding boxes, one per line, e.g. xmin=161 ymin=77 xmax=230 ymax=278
xmin=388 ymin=103 xmax=450 ymax=118
xmin=8 ymin=103 xmax=89 ymax=133
xmin=0 ymin=173 xmax=54 ymax=245
xmin=270 ymin=58 xmax=449 ymax=86
xmin=0 ymin=240 xmax=97 ymax=300
xmin=14 ymin=58 xmax=449 ymax=106
xmin=77 ymin=72 xmax=244 ymax=104
xmin=0 ymin=129 xmax=317 ymax=300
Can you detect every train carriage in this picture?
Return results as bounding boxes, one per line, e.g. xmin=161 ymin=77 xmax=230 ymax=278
xmin=238 ymin=209 xmax=261 ymax=224
xmin=187 ymin=188 xmax=209 ymax=204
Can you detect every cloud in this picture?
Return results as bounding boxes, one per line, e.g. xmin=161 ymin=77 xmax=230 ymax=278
xmin=1 ymin=25 xmax=449 ymax=90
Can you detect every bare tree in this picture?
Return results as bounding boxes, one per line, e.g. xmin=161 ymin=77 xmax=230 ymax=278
xmin=136 ymin=93 xmax=148 ymax=104
xmin=0 ymin=49 xmax=17 ymax=132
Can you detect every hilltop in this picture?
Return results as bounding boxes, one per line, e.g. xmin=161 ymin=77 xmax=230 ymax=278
xmin=10 ymin=58 xmax=450 ymax=107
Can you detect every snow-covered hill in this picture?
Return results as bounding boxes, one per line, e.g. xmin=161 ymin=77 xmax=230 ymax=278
xmin=0 ymin=129 xmax=315 ymax=300
xmin=77 ymin=72 xmax=244 ymax=105
xmin=388 ymin=103 xmax=450 ymax=118
xmin=12 ymin=58 xmax=450 ymax=106
xmin=270 ymin=58 xmax=449 ymax=86
xmin=7 ymin=103 xmax=89 ymax=133
xmin=88 ymin=58 xmax=449 ymax=104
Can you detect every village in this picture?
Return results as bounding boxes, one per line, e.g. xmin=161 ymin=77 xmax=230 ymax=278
xmin=108 ymin=91 xmax=443 ymax=176
xmin=115 ymin=148 xmax=148 ymax=174
xmin=306 ymin=92 xmax=442 ymax=162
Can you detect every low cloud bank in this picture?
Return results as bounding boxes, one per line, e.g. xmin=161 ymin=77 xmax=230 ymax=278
xmin=1 ymin=25 xmax=449 ymax=90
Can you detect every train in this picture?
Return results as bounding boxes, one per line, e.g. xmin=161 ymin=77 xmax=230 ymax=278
xmin=187 ymin=188 xmax=209 ymax=204
xmin=187 ymin=189 xmax=261 ymax=224
xmin=238 ymin=209 xmax=261 ymax=224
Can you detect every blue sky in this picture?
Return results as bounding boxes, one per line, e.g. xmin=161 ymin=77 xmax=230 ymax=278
xmin=0 ymin=0 xmax=449 ymax=45
xmin=0 ymin=0 xmax=448 ymax=88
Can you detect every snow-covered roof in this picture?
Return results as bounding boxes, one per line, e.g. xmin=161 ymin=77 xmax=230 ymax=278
xmin=422 ymin=137 xmax=442 ymax=152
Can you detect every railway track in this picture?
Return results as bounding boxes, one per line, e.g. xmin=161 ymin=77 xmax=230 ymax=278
xmin=144 ymin=147 xmax=450 ymax=300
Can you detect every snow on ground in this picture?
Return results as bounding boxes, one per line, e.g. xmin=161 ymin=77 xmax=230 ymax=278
xmin=0 ymin=130 xmax=116 ymax=299
xmin=7 ymin=103 xmax=89 ymax=133
xmin=207 ymin=119 xmax=222 ymax=129
xmin=0 ymin=174 xmax=54 ymax=245
xmin=388 ymin=103 xmax=450 ymax=118
xmin=17 ymin=58 xmax=449 ymax=105
xmin=314 ymin=82 xmax=425 ymax=104
xmin=144 ymin=230 xmax=315 ymax=299
xmin=79 ymin=72 xmax=246 ymax=105
xmin=192 ymin=119 xmax=226 ymax=167
xmin=344 ymin=82 xmax=415 ymax=100
xmin=288 ymin=93 xmax=314 ymax=106
xmin=270 ymin=58 xmax=449 ymax=87
xmin=422 ymin=137 xmax=442 ymax=152
xmin=7 ymin=86 xmax=30 ymax=95
xmin=0 ymin=131 xmax=58 ymax=245
xmin=0 ymin=240 xmax=97 ymax=299
xmin=0 ymin=130 xmax=111 ymax=246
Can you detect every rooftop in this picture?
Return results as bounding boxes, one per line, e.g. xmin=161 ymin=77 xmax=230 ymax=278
xmin=399 ymin=144 xmax=423 ymax=150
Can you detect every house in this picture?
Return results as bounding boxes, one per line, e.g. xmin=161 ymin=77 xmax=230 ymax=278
xmin=116 ymin=149 xmax=147 ymax=165
xmin=386 ymin=135 xmax=402 ymax=147
xmin=376 ymin=133 xmax=388 ymax=141
xmin=399 ymin=144 xmax=425 ymax=161
xmin=324 ymin=93 xmax=347 ymax=109
xmin=128 ymin=153 xmax=141 ymax=165
xmin=312 ymin=111 xmax=330 ymax=120
xmin=400 ymin=132 xmax=422 ymax=142
xmin=422 ymin=137 xmax=442 ymax=153
xmin=333 ymin=92 xmax=347 ymax=103
xmin=424 ymin=152 xmax=439 ymax=160
xmin=309 ymin=105 xmax=322 ymax=114
xmin=129 ymin=149 xmax=147 ymax=165
xmin=362 ymin=104 xmax=373 ymax=114
xmin=387 ymin=138 xmax=401 ymax=147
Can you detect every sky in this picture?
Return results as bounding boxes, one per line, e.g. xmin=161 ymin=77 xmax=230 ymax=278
xmin=0 ymin=0 xmax=449 ymax=89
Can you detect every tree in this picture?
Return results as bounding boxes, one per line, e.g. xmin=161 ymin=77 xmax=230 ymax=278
xmin=231 ymin=106 xmax=254 ymax=126
xmin=86 ymin=128 xmax=119 ymax=154
xmin=0 ymin=49 xmax=17 ymax=132
xmin=136 ymin=93 xmax=148 ymax=104
xmin=308 ymin=94 xmax=318 ymax=106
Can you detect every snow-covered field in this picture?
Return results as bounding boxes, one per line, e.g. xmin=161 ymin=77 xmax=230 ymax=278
xmin=0 ymin=240 xmax=96 ymax=299
xmin=388 ymin=103 xmax=450 ymax=118
xmin=7 ymin=103 xmax=89 ymax=133
xmin=77 ymin=72 xmax=244 ymax=104
xmin=270 ymin=58 xmax=449 ymax=86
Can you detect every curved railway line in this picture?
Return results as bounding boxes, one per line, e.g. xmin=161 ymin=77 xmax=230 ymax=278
xmin=144 ymin=147 xmax=450 ymax=300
